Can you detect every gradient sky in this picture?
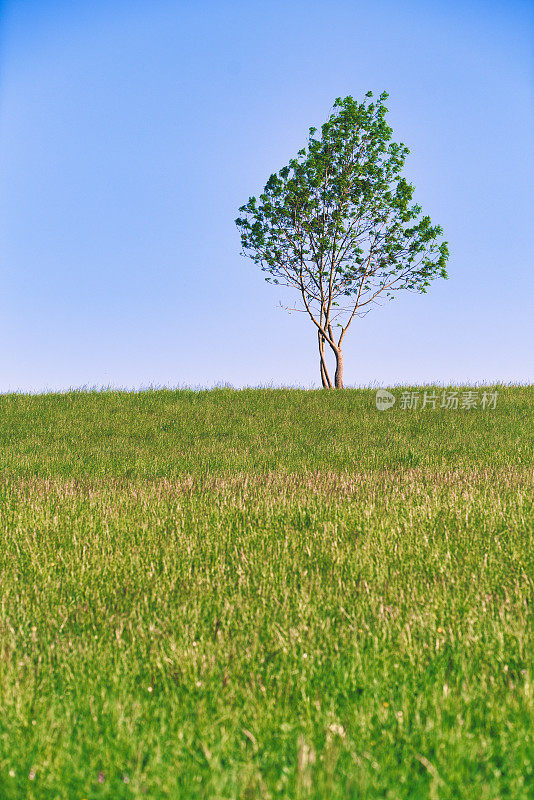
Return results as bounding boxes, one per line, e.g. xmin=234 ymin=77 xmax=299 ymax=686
xmin=1 ymin=0 xmax=533 ymax=391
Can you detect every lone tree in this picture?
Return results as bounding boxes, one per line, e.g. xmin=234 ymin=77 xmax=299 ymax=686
xmin=235 ymin=92 xmax=449 ymax=388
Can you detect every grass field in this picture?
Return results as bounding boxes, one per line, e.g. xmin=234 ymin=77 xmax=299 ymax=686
xmin=0 ymin=386 xmax=532 ymax=799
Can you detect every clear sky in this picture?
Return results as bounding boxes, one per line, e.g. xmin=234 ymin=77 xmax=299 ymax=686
xmin=1 ymin=0 xmax=533 ymax=391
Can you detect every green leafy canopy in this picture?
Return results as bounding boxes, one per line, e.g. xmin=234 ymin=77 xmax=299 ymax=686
xmin=235 ymin=92 xmax=449 ymax=331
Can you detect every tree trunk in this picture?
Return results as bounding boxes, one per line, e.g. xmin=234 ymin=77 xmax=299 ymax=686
xmin=318 ymin=330 xmax=332 ymax=388
xmin=334 ymin=348 xmax=344 ymax=389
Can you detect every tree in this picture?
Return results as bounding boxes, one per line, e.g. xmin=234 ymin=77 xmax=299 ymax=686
xmin=235 ymin=91 xmax=449 ymax=388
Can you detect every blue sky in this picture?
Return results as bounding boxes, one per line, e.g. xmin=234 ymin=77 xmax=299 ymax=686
xmin=1 ymin=0 xmax=532 ymax=391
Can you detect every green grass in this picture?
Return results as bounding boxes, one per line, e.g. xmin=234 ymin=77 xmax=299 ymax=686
xmin=0 ymin=386 xmax=532 ymax=799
